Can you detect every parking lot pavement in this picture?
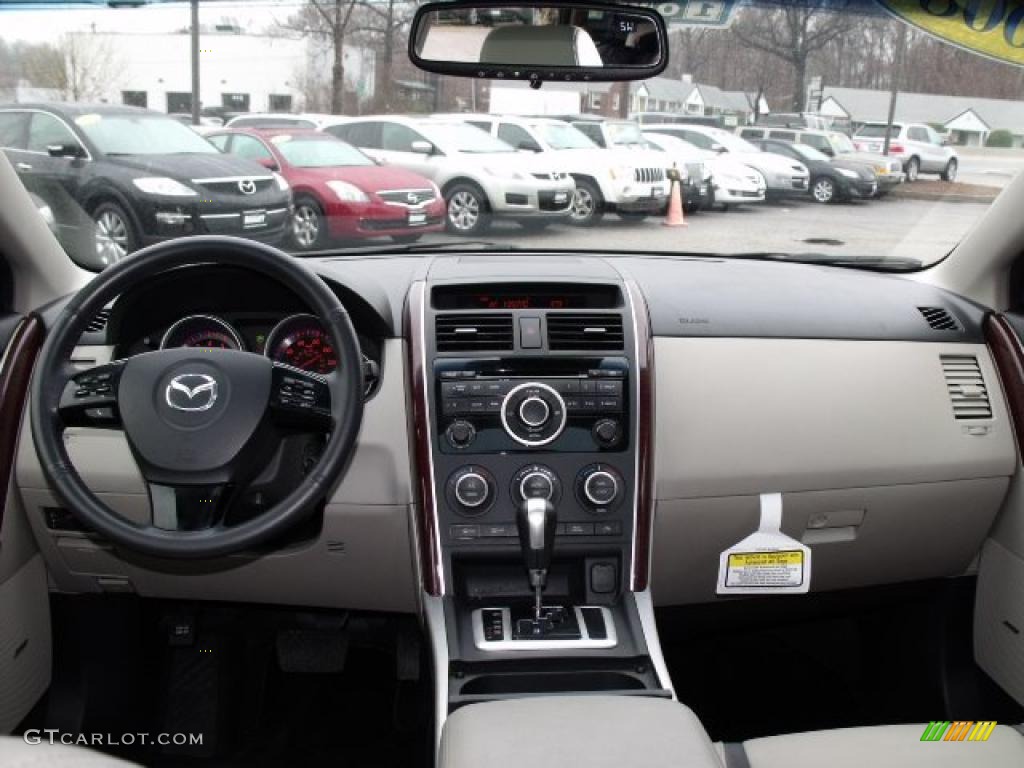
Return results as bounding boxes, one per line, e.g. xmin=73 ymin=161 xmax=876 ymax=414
xmin=956 ymin=150 xmax=1024 ymax=188
xmin=427 ymin=196 xmax=991 ymax=263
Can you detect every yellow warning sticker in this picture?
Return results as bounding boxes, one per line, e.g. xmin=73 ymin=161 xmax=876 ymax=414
xmin=725 ymin=549 xmax=805 ymax=588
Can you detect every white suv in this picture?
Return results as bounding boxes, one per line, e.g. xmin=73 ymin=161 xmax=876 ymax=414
xmin=322 ymin=116 xmax=574 ymax=235
xmin=446 ymin=115 xmax=670 ymax=227
xmin=853 ymin=122 xmax=958 ymax=182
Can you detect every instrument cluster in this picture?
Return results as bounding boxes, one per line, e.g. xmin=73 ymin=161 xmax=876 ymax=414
xmin=139 ymin=312 xmax=378 ymax=393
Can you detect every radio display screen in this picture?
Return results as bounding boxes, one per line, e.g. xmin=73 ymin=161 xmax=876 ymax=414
xmin=433 ymin=283 xmax=620 ymax=311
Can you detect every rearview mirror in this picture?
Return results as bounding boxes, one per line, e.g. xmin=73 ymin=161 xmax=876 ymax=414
xmin=409 ymin=1 xmax=667 ymax=83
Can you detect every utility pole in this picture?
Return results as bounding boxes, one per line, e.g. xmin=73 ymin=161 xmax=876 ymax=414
xmin=190 ymin=0 xmax=200 ymax=125
xmin=883 ymin=22 xmax=907 ymax=156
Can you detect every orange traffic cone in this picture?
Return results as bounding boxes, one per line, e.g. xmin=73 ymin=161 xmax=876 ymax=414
xmin=663 ymin=171 xmax=687 ymax=228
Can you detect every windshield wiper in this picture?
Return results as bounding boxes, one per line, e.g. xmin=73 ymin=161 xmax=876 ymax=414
xmin=725 ymin=251 xmax=923 ymax=272
xmin=300 ymin=240 xmax=520 ymax=258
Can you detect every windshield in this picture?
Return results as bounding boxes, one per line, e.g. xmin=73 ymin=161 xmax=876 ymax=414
xmin=0 ymin=0 xmax=1016 ymax=272
xmin=791 ymin=144 xmax=830 ymax=162
xmin=857 ymin=124 xmax=899 ymax=139
xmin=77 ymin=114 xmax=219 ymax=156
xmin=428 ymin=122 xmax=515 ymax=153
xmin=273 ymin=136 xmax=372 ymax=167
xmin=535 ymin=122 xmax=595 ymax=150
xmin=606 ymin=122 xmax=646 ymax=146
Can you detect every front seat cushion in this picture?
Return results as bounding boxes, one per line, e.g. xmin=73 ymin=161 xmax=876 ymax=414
xmin=440 ymin=695 xmax=723 ymax=768
xmin=742 ymin=723 xmax=1024 ymax=768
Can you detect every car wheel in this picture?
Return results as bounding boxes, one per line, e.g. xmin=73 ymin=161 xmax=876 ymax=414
xmin=92 ymin=201 xmax=137 ymax=265
xmin=445 ymin=183 xmax=490 ymax=236
xmin=392 ymin=234 xmax=423 ymax=244
xmin=941 ymin=159 xmax=958 ymax=182
xmin=292 ymin=197 xmax=326 ymax=251
xmin=905 ymin=157 xmax=920 ymax=182
xmin=618 ymin=211 xmax=648 ymax=222
xmin=568 ymin=179 xmax=604 ymax=227
xmin=518 ymin=220 xmax=551 ymax=231
xmin=811 ymin=176 xmax=837 ymax=204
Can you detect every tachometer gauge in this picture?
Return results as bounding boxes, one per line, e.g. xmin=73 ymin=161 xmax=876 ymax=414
xmin=160 ymin=315 xmax=244 ymax=350
xmin=265 ymin=314 xmax=339 ymax=375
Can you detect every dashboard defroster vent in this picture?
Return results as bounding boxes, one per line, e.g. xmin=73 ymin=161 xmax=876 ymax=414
xmin=919 ymin=306 xmax=961 ymax=332
xmin=86 ymin=308 xmax=111 ymax=333
xmin=547 ymin=313 xmax=624 ymax=351
xmin=436 ymin=314 xmax=514 ymax=352
xmin=941 ymin=355 xmax=992 ymax=420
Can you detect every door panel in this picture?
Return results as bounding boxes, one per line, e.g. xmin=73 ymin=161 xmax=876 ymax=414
xmin=0 ymin=314 xmax=51 ymax=731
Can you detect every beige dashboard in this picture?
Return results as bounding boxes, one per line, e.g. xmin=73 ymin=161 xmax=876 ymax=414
xmin=13 ymin=331 xmax=1015 ymax=611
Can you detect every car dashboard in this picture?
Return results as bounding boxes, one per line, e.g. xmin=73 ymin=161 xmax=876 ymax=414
xmin=11 ymin=251 xmax=1016 ymax=621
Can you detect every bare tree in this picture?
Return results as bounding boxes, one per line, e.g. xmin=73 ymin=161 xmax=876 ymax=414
xmin=279 ymin=0 xmax=361 ymax=113
xmin=732 ymin=6 xmax=852 ymax=111
xmin=22 ymin=32 xmax=121 ymax=101
xmin=350 ymin=0 xmax=415 ymax=113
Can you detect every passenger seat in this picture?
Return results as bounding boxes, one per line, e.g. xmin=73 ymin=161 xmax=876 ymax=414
xmin=728 ymin=723 xmax=1024 ymax=768
xmin=439 ymin=695 xmax=1024 ymax=768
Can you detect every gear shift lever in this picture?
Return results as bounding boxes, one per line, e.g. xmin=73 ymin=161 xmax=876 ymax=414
xmin=516 ymin=497 xmax=557 ymax=620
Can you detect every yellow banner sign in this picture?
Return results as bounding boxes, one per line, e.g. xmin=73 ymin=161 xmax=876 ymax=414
xmin=878 ymin=0 xmax=1024 ymax=67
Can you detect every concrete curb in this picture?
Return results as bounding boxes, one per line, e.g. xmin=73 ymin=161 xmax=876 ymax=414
xmin=890 ymin=190 xmax=998 ymax=204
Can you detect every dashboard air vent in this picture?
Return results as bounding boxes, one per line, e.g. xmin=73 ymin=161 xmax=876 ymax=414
xmin=919 ymin=306 xmax=961 ymax=332
xmin=547 ymin=313 xmax=624 ymax=351
xmin=85 ymin=308 xmax=111 ymax=333
xmin=941 ymin=355 xmax=992 ymax=420
xmin=435 ymin=314 xmax=514 ymax=352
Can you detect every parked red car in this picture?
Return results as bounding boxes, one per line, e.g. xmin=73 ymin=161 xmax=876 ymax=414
xmin=206 ymin=128 xmax=445 ymax=250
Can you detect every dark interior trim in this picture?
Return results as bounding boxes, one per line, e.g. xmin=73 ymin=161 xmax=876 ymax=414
xmin=984 ymin=313 xmax=1024 ymax=455
xmin=624 ymin=280 xmax=654 ymax=592
xmin=405 ymin=281 xmax=442 ymax=596
xmin=0 ymin=314 xmax=44 ymax=534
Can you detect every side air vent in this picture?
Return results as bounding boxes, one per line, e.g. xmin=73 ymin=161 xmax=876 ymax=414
xmin=85 ymin=308 xmax=111 ymax=333
xmin=435 ymin=314 xmax=514 ymax=352
xmin=919 ymin=306 xmax=961 ymax=332
xmin=941 ymin=355 xmax=992 ymax=420
xmin=547 ymin=313 xmax=624 ymax=351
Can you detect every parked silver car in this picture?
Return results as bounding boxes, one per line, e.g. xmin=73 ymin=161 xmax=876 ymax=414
xmin=854 ymin=122 xmax=958 ymax=182
xmin=321 ymin=116 xmax=574 ymax=234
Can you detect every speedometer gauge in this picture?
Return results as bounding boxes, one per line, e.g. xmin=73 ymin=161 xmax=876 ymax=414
xmin=160 ymin=315 xmax=243 ymax=350
xmin=265 ymin=314 xmax=339 ymax=374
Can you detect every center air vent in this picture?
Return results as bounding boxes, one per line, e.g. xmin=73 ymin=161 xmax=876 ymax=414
xmin=547 ymin=313 xmax=624 ymax=351
xmin=435 ymin=314 xmax=513 ymax=352
xmin=919 ymin=306 xmax=961 ymax=332
xmin=941 ymin=355 xmax=992 ymax=419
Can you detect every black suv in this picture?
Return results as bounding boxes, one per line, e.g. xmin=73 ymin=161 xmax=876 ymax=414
xmin=0 ymin=104 xmax=292 ymax=266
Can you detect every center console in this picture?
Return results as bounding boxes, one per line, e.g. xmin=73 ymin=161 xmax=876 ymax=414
xmin=407 ymin=275 xmax=670 ymax=731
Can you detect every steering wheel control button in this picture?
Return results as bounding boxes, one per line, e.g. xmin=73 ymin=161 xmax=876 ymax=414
xmin=592 ymin=418 xmax=623 ymax=448
xmin=500 ymin=381 xmax=567 ymax=447
xmin=518 ymin=396 xmax=550 ymax=427
xmin=576 ymin=464 xmax=624 ymax=513
xmin=446 ymin=420 xmax=477 ymax=449
xmin=447 ymin=466 xmax=495 ymax=516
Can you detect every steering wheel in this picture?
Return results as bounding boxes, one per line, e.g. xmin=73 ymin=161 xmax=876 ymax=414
xmin=30 ymin=236 xmax=364 ymax=559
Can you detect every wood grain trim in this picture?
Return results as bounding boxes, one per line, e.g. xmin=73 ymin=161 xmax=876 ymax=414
xmin=405 ymin=282 xmax=442 ymax=595
xmin=985 ymin=313 xmax=1024 ymax=454
xmin=624 ymin=280 xmax=654 ymax=592
xmin=0 ymin=315 xmax=44 ymax=534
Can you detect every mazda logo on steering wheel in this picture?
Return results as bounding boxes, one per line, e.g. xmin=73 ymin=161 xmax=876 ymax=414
xmin=166 ymin=373 xmax=218 ymax=412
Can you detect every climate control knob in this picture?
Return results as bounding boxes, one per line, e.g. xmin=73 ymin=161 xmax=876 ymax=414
xmin=512 ymin=464 xmax=561 ymax=504
xmin=446 ymin=466 xmax=495 ymax=516
xmin=576 ymin=464 xmax=624 ymax=513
